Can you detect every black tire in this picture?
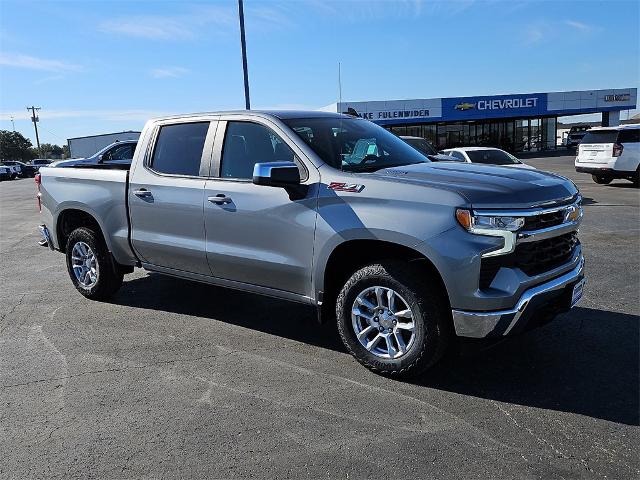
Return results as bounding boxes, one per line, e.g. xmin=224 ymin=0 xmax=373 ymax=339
xmin=65 ymin=227 xmax=123 ymax=300
xmin=336 ymin=261 xmax=450 ymax=377
xmin=591 ymin=174 xmax=612 ymax=185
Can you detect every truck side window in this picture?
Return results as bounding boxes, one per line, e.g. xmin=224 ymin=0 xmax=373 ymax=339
xmin=151 ymin=122 xmax=210 ymax=176
xmin=105 ymin=144 xmax=135 ymax=161
xmin=220 ymin=122 xmax=297 ymax=179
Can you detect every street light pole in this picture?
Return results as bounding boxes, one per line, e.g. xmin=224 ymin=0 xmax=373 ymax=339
xmin=27 ymin=106 xmax=41 ymax=155
xmin=238 ymin=0 xmax=251 ymax=110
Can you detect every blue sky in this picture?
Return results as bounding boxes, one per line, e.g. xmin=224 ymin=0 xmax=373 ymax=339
xmin=0 ymin=0 xmax=638 ymax=146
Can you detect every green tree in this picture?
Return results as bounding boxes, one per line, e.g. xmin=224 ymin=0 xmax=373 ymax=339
xmin=0 ymin=130 xmax=33 ymax=160
xmin=39 ymin=143 xmax=64 ymax=159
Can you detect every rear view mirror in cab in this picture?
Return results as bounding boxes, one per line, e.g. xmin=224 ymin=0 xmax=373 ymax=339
xmin=252 ymin=161 xmax=300 ymax=187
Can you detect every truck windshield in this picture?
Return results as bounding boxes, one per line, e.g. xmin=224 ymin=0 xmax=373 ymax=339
xmin=283 ymin=117 xmax=430 ymax=172
xmin=403 ymin=137 xmax=438 ymax=155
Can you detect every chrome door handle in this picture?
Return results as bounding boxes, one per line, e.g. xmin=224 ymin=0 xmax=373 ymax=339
xmin=133 ymin=189 xmax=152 ymax=198
xmin=208 ymin=194 xmax=232 ymax=205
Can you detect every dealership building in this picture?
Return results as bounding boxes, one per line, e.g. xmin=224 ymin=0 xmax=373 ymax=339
xmin=330 ymin=87 xmax=637 ymax=152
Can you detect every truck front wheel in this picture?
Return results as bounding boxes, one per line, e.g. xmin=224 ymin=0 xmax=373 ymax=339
xmin=336 ymin=261 xmax=450 ymax=377
xmin=65 ymin=227 xmax=123 ymax=300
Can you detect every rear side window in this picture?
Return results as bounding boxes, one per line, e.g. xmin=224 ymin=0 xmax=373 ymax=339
xmin=617 ymin=129 xmax=640 ymax=143
xmin=151 ymin=122 xmax=210 ymax=176
xmin=581 ymin=130 xmax=619 ymax=144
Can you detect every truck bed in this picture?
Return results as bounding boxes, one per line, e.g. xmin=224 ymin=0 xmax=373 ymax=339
xmin=39 ymin=167 xmax=137 ymax=265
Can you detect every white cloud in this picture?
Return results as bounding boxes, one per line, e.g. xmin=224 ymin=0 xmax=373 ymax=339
xmin=0 ymin=109 xmax=171 ymax=122
xmin=149 ymin=67 xmax=189 ymax=79
xmin=99 ymin=3 xmax=288 ymax=41
xmin=99 ymin=16 xmax=197 ymax=40
xmin=565 ymin=20 xmax=592 ymax=31
xmin=523 ymin=24 xmax=546 ymax=45
xmin=0 ymin=53 xmax=82 ymax=72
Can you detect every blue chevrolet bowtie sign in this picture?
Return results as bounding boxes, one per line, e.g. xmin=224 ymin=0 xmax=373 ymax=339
xmin=442 ymin=93 xmax=547 ymax=120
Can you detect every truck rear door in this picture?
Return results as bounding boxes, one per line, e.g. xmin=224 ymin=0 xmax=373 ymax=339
xmin=128 ymin=119 xmax=217 ymax=275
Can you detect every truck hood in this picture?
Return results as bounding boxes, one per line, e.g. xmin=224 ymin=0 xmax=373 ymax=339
xmin=378 ymin=162 xmax=578 ymax=209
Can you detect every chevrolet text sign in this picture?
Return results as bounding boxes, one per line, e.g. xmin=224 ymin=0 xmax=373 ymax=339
xmin=477 ymin=97 xmax=538 ymax=110
xmin=444 ymin=93 xmax=546 ymax=120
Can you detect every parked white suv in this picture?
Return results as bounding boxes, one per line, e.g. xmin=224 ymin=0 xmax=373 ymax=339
xmin=575 ymin=125 xmax=639 ymax=186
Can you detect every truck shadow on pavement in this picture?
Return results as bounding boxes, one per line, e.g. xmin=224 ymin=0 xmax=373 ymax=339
xmin=114 ymin=273 xmax=639 ymax=426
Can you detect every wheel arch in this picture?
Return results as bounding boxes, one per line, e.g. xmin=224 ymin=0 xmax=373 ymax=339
xmin=317 ymin=238 xmax=449 ymax=323
xmin=55 ymin=207 xmax=111 ymax=254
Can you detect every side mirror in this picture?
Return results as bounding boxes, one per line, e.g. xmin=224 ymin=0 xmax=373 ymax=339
xmin=252 ymin=162 xmax=300 ymax=188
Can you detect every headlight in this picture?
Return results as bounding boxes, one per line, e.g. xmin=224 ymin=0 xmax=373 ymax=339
xmin=455 ymin=209 xmax=524 ymax=232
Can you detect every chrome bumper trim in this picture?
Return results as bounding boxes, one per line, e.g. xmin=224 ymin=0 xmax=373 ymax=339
xmin=452 ymin=255 xmax=585 ymax=338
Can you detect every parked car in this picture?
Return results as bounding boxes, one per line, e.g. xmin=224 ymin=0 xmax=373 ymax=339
xmin=36 ymin=111 xmax=584 ymax=377
xmin=565 ymin=125 xmax=591 ymax=149
xmin=0 ymin=165 xmax=11 ymax=181
xmin=0 ymin=162 xmax=21 ymax=179
xmin=575 ymin=125 xmax=639 ymax=186
xmin=1 ymin=160 xmax=37 ymax=177
xmin=399 ymin=136 xmax=460 ymax=161
xmin=50 ymin=140 xmax=137 ymax=168
xmin=30 ymin=159 xmax=53 ymax=171
xmin=442 ymin=147 xmax=536 ymax=169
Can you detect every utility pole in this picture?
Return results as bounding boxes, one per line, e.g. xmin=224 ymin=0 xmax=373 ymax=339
xmin=27 ymin=106 xmax=41 ymax=155
xmin=237 ymin=0 xmax=251 ymax=110
xmin=10 ymin=116 xmax=15 ymax=131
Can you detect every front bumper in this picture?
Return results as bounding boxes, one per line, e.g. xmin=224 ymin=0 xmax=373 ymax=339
xmin=452 ymin=255 xmax=585 ymax=338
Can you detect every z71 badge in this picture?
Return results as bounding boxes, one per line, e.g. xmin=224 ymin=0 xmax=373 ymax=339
xmin=328 ymin=182 xmax=365 ymax=193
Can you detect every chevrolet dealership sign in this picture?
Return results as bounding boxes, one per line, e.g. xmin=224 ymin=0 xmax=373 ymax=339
xmin=336 ymin=88 xmax=636 ymax=125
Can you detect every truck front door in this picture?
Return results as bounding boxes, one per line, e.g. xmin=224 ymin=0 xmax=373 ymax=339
xmin=203 ymin=118 xmax=318 ymax=297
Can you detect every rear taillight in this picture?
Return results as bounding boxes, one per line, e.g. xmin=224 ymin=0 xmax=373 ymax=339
xmin=35 ymin=174 xmax=41 ymax=212
xmin=613 ymin=143 xmax=624 ymax=157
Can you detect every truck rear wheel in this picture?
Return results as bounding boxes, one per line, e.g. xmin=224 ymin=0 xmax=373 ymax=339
xmin=65 ymin=227 xmax=123 ymax=300
xmin=592 ymin=174 xmax=612 ymax=184
xmin=336 ymin=261 xmax=450 ymax=377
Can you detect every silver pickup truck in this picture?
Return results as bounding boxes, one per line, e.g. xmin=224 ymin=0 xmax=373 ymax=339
xmin=37 ymin=111 xmax=585 ymax=376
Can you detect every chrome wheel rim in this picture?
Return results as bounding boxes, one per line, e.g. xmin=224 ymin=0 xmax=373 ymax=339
xmin=351 ymin=286 xmax=416 ymax=359
xmin=71 ymin=241 xmax=99 ymax=288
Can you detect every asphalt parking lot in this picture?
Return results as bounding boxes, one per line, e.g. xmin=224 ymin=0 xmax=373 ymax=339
xmin=1 ymin=155 xmax=638 ymax=479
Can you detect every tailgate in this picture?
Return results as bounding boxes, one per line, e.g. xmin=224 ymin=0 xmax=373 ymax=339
xmin=578 ymin=143 xmax=613 ymax=162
